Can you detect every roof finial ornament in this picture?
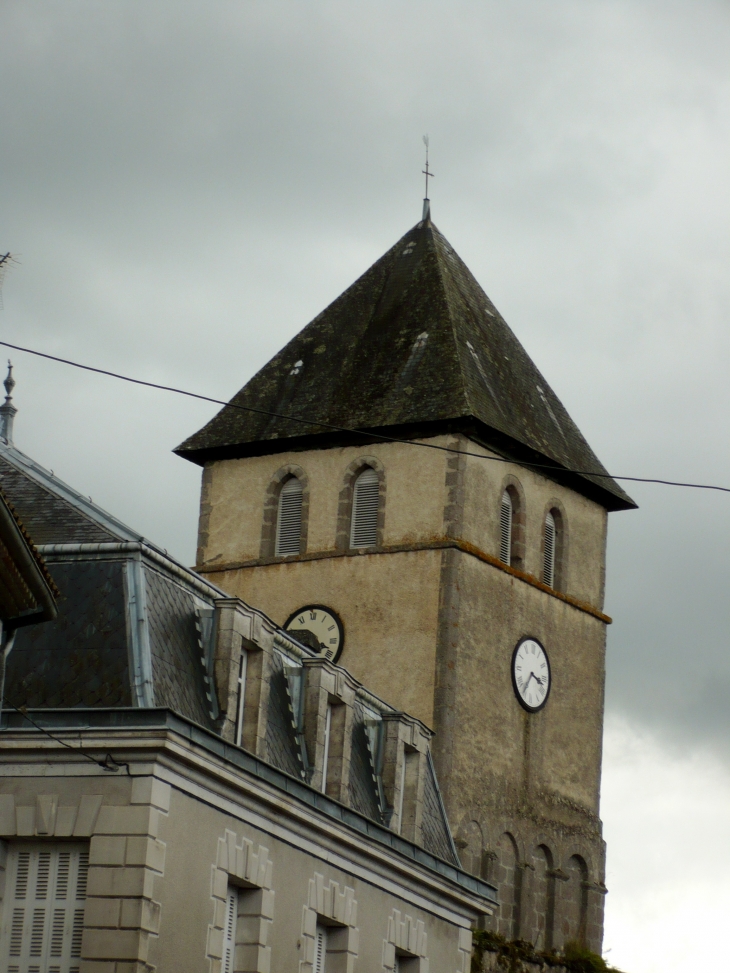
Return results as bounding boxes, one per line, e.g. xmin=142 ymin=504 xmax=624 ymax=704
xmin=0 ymin=360 xmax=17 ymax=446
xmin=422 ymin=135 xmax=434 ymax=222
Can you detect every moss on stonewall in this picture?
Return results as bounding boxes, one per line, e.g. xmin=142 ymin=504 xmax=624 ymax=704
xmin=471 ymin=930 xmax=623 ymax=973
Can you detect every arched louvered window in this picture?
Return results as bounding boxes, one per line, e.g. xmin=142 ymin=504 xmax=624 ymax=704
xmin=543 ymin=511 xmax=556 ymax=588
xmin=350 ymin=467 xmax=379 ymax=548
xmin=499 ymin=491 xmax=513 ymax=565
xmin=275 ymin=477 xmax=303 ymax=556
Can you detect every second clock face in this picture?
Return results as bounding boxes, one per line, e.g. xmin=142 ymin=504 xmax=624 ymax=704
xmin=511 ymin=637 xmax=551 ymax=712
xmin=284 ymin=605 xmax=344 ymax=663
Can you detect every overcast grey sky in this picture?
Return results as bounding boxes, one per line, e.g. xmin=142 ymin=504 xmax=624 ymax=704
xmin=2 ymin=4 xmax=729 ymax=970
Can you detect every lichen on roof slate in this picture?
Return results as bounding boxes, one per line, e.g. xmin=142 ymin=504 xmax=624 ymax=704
xmin=176 ymin=218 xmax=634 ymax=510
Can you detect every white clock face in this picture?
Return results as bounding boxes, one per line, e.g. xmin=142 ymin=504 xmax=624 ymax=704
xmin=284 ymin=605 xmax=344 ymax=662
xmin=511 ymin=638 xmax=551 ymax=712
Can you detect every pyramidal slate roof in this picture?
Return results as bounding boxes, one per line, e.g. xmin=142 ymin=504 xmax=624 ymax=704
xmin=176 ymin=217 xmax=634 ymax=511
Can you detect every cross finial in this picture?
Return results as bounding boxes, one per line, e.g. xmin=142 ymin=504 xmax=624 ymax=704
xmin=422 ymin=135 xmax=434 ymax=221
xmin=0 ymin=360 xmax=17 ymax=446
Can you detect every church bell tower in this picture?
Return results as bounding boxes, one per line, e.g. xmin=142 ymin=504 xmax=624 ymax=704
xmin=176 ymin=210 xmax=635 ymax=954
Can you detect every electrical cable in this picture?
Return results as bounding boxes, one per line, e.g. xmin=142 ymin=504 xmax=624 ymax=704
xmin=2 ymin=339 xmax=730 ymax=495
xmin=1 ymin=695 xmax=130 ymax=774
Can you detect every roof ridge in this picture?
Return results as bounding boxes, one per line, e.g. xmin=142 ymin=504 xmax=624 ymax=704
xmin=429 ymin=222 xmax=480 ymax=422
xmin=0 ymin=441 xmax=142 ymax=543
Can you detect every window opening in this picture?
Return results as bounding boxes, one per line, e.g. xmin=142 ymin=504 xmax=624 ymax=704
xmin=350 ymin=468 xmax=379 ymax=548
xmin=234 ymin=650 xmax=248 ymax=747
xmin=543 ymin=511 xmax=556 ymax=588
xmin=499 ymin=491 xmax=513 ymax=565
xmin=222 ymin=887 xmax=238 ymax=973
xmin=1 ymin=843 xmax=88 ymax=973
xmin=314 ymin=924 xmax=327 ymax=973
xmin=275 ymin=477 xmax=303 ymax=556
xmin=396 ymin=750 xmax=407 ymax=833
xmin=321 ymin=704 xmax=332 ymax=794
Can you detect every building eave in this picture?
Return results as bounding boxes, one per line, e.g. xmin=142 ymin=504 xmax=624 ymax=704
xmin=0 ymin=706 xmax=498 ymax=914
xmin=175 ymin=415 xmax=636 ymax=513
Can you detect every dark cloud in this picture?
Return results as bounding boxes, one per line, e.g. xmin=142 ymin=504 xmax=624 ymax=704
xmin=2 ymin=0 xmax=730 ymax=804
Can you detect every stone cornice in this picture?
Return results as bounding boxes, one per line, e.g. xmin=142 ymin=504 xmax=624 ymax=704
xmin=198 ymin=537 xmax=611 ymax=625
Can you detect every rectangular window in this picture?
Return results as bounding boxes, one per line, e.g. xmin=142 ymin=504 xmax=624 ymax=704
xmin=234 ymin=650 xmax=248 ymax=748
xmin=222 ymin=887 xmax=238 ymax=973
xmin=313 ymin=924 xmax=327 ymax=973
xmin=0 ymin=843 xmax=88 ymax=973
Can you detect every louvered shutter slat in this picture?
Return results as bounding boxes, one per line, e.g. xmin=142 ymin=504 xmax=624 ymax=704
xmin=0 ymin=845 xmax=89 ymax=973
xmin=500 ymin=492 xmax=512 ymax=565
xmin=350 ymin=468 xmax=379 ymax=548
xmin=314 ymin=926 xmax=327 ymax=973
xmin=276 ymin=478 xmax=303 ymax=556
xmin=222 ymin=888 xmax=238 ymax=973
xmin=543 ymin=512 xmax=556 ymax=587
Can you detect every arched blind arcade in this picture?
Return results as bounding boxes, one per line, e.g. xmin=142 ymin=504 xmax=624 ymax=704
xmin=543 ymin=511 xmax=556 ymax=588
xmin=350 ymin=468 xmax=379 ymax=548
xmin=275 ymin=477 xmax=303 ymax=556
xmin=499 ymin=491 xmax=513 ymax=565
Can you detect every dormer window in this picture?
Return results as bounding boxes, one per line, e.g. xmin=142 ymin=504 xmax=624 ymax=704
xmin=350 ymin=467 xmax=379 ymax=548
xmin=275 ymin=477 xmax=303 ymax=556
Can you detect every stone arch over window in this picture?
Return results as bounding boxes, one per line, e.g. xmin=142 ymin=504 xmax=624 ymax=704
xmin=299 ymin=873 xmax=358 ymax=973
xmin=205 ymin=829 xmax=275 ymax=973
xmin=541 ymin=501 xmax=567 ymax=591
xmin=561 ymin=853 xmax=589 ymax=948
xmin=454 ymin=813 xmax=489 ymax=879
xmin=498 ymin=478 xmax=525 ymax=571
xmin=531 ymin=842 xmax=556 ymax=952
xmin=382 ymin=908 xmax=429 ymax=972
xmin=492 ymin=831 xmax=522 ymax=940
xmin=260 ymin=465 xmax=309 ymax=559
xmin=336 ymin=457 xmax=386 ymax=552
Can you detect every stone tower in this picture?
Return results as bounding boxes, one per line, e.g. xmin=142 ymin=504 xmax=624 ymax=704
xmin=176 ymin=213 xmax=635 ymax=954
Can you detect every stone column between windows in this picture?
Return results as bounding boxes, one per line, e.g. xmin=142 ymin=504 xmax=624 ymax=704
xmin=380 ymin=713 xmax=431 ymax=843
xmin=213 ymin=598 xmax=275 ymax=757
xmin=301 ymin=659 xmax=357 ymax=803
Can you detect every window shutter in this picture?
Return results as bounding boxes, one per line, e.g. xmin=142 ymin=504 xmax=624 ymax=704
xmin=275 ymin=477 xmax=303 ymax=556
xmin=1 ymin=843 xmax=89 ymax=973
xmin=313 ymin=925 xmax=327 ymax=973
xmin=499 ymin=492 xmax=513 ymax=565
xmin=222 ymin=887 xmax=238 ymax=973
xmin=543 ymin=512 xmax=556 ymax=588
xmin=350 ymin=468 xmax=379 ymax=548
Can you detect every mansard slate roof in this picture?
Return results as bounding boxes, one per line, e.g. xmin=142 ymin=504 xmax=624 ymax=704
xmin=0 ymin=441 xmax=223 ymax=725
xmin=0 ymin=488 xmax=58 ymax=628
xmin=0 ymin=439 xmax=458 ymax=864
xmin=176 ymin=217 xmax=634 ymax=511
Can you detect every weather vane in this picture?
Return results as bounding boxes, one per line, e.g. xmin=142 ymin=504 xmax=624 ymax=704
xmin=422 ymin=136 xmax=434 ymax=221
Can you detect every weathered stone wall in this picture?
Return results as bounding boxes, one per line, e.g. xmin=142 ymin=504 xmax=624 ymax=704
xmin=196 ymin=431 xmax=612 ymax=953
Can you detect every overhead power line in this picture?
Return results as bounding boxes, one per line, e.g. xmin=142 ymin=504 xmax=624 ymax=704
xmin=2 ymin=338 xmax=730 ymax=495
